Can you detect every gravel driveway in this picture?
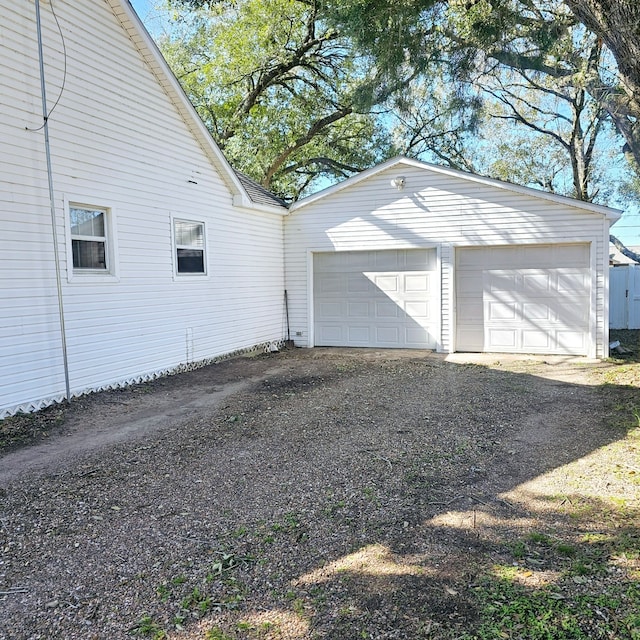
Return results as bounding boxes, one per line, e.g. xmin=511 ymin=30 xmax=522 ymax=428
xmin=0 ymin=348 xmax=637 ymax=639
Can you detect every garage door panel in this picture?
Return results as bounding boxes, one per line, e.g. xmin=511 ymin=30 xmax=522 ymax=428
xmin=458 ymin=300 xmax=483 ymax=319
xmin=318 ymin=275 xmax=345 ymax=295
xmin=521 ymin=330 xmax=552 ymax=349
xmin=522 ymin=273 xmax=552 ymax=292
xmin=406 ymin=326 xmax=431 ymax=343
xmin=457 ymin=272 xmax=482 ymax=296
xmin=405 ymin=301 xmax=430 ymax=319
xmin=316 ymin=325 xmax=343 ymax=343
xmin=375 ymin=326 xmax=400 ymax=344
xmin=375 ymin=301 xmax=400 ymax=318
xmin=554 ymin=244 xmax=590 ymax=266
xmin=488 ymin=329 xmax=518 ymax=348
xmin=314 ymin=249 xmax=439 ymax=349
xmin=404 ymin=274 xmax=430 ymax=292
xmin=487 ymin=301 xmax=518 ymax=320
xmin=456 ymin=245 xmax=590 ymax=355
xmin=374 ymin=252 xmax=398 ymax=269
xmin=373 ymin=275 xmax=399 ymax=292
xmin=557 ymin=330 xmax=586 ymax=349
xmin=488 ymin=273 xmax=518 ymax=291
xmin=348 ymin=326 xmax=370 ymax=343
xmin=522 ymin=302 xmax=552 ymax=320
xmin=558 ymin=271 xmax=589 ymax=291
xmin=317 ymin=301 xmax=345 ymax=320
xmin=346 ymin=274 xmax=372 ymax=294
xmin=348 ymin=301 xmax=370 ymax=318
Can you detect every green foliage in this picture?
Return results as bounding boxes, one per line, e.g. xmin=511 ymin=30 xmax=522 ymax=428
xmin=131 ymin=615 xmax=167 ymax=639
xmin=161 ymin=0 xmax=394 ymax=199
xmin=159 ymin=0 xmax=640 ymax=214
xmin=204 ymin=627 xmax=234 ymax=640
xmin=470 ymin=577 xmax=640 ymax=640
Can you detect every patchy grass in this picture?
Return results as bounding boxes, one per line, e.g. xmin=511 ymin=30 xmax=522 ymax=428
xmin=1 ymin=347 xmax=639 ymax=639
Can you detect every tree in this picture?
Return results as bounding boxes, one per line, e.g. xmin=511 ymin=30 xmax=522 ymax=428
xmin=478 ymin=51 xmax=609 ymax=201
xmin=161 ymin=0 xmax=395 ymax=199
xmin=371 ymin=1 xmax=617 ymax=202
xmin=164 ymin=0 xmax=639 ymax=205
xmin=564 ymin=0 xmax=640 ymax=167
xmin=329 ymin=0 xmax=640 ymax=175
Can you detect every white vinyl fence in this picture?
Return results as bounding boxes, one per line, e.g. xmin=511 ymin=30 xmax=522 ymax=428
xmin=610 ymin=265 xmax=640 ymax=329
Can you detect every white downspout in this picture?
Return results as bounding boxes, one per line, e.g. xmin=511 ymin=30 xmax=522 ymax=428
xmin=35 ymin=0 xmax=71 ymax=402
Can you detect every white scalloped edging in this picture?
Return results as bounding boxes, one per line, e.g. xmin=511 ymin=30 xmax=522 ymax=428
xmin=0 ymin=340 xmax=285 ymax=420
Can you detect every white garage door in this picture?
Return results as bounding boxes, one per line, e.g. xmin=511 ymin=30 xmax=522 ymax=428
xmin=314 ymin=250 xmax=439 ymax=348
xmin=456 ymin=244 xmax=591 ymax=355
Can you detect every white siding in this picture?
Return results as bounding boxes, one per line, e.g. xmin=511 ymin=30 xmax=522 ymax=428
xmin=284 ymin=163 xmax=610 ymax=357
xmin=1 ymin=0 xmax=285 ymax=417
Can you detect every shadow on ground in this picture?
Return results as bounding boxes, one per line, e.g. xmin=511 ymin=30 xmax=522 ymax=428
xmin=0 ymin=349 xmax=639 ymax=639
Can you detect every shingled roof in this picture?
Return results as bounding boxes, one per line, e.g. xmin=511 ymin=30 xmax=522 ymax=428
xmin=234 ymin=171 xmax=288 ymax=209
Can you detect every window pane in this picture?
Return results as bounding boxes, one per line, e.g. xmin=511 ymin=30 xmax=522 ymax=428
xmin=175 ymin=220 xmax=204 ymax=248
xmin=70 ymin=207 xmax=105 ymax=237
xmin=72 ymin=239 xmax=106 ymax=269
xmin=177 ymin=248 xmax=204 ymax=273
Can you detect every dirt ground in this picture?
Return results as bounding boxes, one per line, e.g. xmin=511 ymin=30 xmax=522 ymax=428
xmin=0 ymin=346 xmax=639 ymax=639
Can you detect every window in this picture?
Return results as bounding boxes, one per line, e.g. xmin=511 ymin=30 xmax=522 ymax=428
xmin=70 ymin=205 xmax=108 ymax=270
xmin=174 ymin=219 xmax=206 ymax=274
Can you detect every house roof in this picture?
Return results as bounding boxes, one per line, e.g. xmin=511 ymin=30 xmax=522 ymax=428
xmin=234 ymin=171 xmax=288 ymax=208
xmin=289 ymin=156 xmax=623 ymax=221
xmin=108 ymin=0 xmax=286 ymax=214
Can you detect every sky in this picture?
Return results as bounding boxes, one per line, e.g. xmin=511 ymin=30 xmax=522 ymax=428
xmin=130 ymin=0 xmax=152 ymax=18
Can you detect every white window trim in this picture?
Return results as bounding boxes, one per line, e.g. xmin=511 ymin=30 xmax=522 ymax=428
xmin=171 ymin=215 xmax=208 ymax=278
xmin=64 ymin=195 xmax=119 ymax=283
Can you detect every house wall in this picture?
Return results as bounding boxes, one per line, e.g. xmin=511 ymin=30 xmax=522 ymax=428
xmin=284 ymin=164 xmax=610 ymax=356
xmin=1 ymin=0 xmax=285 ymax=417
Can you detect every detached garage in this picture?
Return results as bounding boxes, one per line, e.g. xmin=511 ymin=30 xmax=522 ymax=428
xmin=284 ymin=157 xmax=620 ymax=358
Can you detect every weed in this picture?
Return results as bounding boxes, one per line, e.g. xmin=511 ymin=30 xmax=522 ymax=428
xmin=291 ymin=597 xmax=306 ymax=617
xmin=509 ymin=540 xmax=527 ymax=559
xmin=571 ymin=561 xmax=593 ymax=576
xmin=204 ymin=627 xmax=233 ymax=640
xmin=528 ymin=532 xmax=552 ymax=545
xmin=156 ymin=583 xmax=170 ymax=602
xmin=131 ymin=615 xmax=166 ymax=639
xmin=556 ymin=543 xmax=577 ymax=557
xmin=284 ymin=511 xmax=301 ymax=529
xmin=180 ymin=586 xmax=207 ymax=611
xmin=209 ymin=552 xmax=239 ymax=577
xmin=308 ymin=585 xmax=326 ymax=606
xmin=473 ymin=580 xmax=597 ymax=638
xmin=323 ymin=499 xmax=346 ymax=517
